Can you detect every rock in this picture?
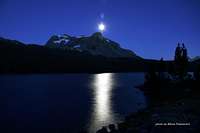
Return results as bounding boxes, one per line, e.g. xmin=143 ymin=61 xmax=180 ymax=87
xmin=45 ymin=32 xmax=141 ymax=58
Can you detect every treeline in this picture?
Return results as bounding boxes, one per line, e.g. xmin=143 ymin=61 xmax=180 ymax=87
xmin=0 ymin=40 xmax=144 ymax=73
xmin=0 ymin=39 xmax=198 ymax=74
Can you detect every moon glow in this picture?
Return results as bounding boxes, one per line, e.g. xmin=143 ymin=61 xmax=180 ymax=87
xmin=98 ymin=23 xmax=106 ymax=32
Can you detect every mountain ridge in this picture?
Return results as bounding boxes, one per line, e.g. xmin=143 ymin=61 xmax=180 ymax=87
xmin=0 ymin=35 xmax=145 ymax=73
xmin=45 ymin=32 xmax=141 ymax=59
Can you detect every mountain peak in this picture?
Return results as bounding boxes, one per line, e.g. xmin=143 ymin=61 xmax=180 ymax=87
xmin=91 ymin=32 xmax=103 ymax=39
xmin=45 ymin=33 xmax=140 ymax=59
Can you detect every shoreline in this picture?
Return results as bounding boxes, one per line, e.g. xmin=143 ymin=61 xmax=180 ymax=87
xmin=96 ymin=74 xmax=200 ymax=133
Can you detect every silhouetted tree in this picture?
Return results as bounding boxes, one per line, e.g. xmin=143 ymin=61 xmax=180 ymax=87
xmin=180 ymin=43 xmax=189 ymax=78
xmin=175 ymin=43 xmax=182 ymax=63
xmin=182 ymin=43 xmax=188 ymax=62
xmin=174 ymin=43 xmax=182 ymax=77
xmin=174 ymin=43 xmax=189 ymax=79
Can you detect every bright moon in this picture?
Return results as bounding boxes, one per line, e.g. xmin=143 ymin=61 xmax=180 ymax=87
xmin=98 ymin=23 xmax=106 ymax=32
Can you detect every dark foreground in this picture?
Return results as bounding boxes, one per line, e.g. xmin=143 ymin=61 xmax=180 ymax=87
xmin=0 ymin=38 xmax=198 ymax=74
xmin=95 ymin=73 xmax=200 ymax=133
xmin=95 ymin=43 xmax=200 ymax=133
xmin=0 ymin=37 xmax=142 ymax=73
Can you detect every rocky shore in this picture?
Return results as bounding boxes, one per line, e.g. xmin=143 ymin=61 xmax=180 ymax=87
xmin=96 ymin=76 xmax=200 ymax=133
xmin=93 ymin=44 xmax=200 ymax=133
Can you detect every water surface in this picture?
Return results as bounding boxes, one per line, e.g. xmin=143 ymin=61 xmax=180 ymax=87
xmin=0 ymin=73 xmax=146 ymax=133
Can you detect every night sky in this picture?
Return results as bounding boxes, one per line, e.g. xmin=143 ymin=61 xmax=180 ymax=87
xmin=0 ymin=0 xmax=200 ymax=59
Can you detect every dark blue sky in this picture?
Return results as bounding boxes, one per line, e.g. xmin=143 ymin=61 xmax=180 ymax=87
xmin=0 ymin=0 xmax=200 ymax=59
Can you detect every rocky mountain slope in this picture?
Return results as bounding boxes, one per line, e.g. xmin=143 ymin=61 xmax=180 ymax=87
xmin=45 ymin=32 xmax=140 ymax=59
xmin=0 ymin=36 xmax=144 ymax=73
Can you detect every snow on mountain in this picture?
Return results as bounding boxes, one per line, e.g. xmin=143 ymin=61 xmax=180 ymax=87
xmin=45 ymin=32 xmax=141 ymax=59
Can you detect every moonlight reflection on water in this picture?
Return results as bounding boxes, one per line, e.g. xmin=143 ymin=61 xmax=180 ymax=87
xmin=89 ymin=73 xmax=120 ymax=133
xmin=0 ymin=73 xmax=146 ymax=133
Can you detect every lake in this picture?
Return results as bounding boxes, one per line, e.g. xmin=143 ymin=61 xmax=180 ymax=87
xmin=0 ymin=73 xmax=146 ymax=133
